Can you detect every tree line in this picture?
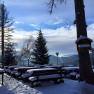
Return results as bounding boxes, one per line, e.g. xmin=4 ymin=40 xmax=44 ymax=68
xmin=0 ymin=2 xmax=49 ymax=67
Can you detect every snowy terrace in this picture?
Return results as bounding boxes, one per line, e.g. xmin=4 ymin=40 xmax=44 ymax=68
xmin=0 ymin=74 xmax=94 ymax=94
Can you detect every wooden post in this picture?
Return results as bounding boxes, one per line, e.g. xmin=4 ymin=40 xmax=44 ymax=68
xmin=1 ymin=3 xmax=5 ymax=85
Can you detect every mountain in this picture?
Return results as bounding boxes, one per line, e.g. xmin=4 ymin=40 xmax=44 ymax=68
xmin=49 ymin=55 xmax=79 ymax=66
xmin=2 ymin=53 xmax=93 ymax=67
xmin=49 ymin=53 xmax=94 ymax=67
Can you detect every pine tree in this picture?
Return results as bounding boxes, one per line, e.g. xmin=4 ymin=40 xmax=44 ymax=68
xmin=0 ymin=2 xmax=16 ymax=85
xmin=0 ymin=2 xmax=17 ymax=66
xmin=31 ymin=30 xmax=49 ymax=65
xmin=4 ymin=43 xmax=17 ymax=66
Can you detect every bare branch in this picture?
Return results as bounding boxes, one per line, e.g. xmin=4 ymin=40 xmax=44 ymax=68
xmin=48 ymin=0 xmax=65 ymax=14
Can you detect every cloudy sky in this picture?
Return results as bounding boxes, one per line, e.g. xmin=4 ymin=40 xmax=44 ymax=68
xmin=2 ymin=0 xmax=94 ymax=56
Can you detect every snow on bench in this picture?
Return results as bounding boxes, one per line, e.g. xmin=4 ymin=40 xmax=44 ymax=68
xmin=28 ymin=77 xmax=37 ymax=81
xmin=27 ymin=67 xmax=64 ymax=85
xmin=63 ymin=67 xmax=79 ymax=70
xmin=28 ymin=74 xmax=62 ymax=82
xmin=0 ymin=68 xmax=4 ymax=74
xmin=21 ymin=67 xmax=60 ymax=79
xmin=27 ymin=67 xmax=56 ymax=73
xmin=14 ymin=72 xmax=21 ymax=76
xmin=14 ymin=67 xmax=37 ymax=70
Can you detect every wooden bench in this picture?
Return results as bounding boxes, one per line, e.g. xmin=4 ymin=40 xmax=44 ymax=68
xmin=27 ymin=67 xmax=64 ymax=87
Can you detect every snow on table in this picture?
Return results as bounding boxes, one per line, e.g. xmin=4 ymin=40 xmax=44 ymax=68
xmin=0 ymin=74 xmax=94 ymax=94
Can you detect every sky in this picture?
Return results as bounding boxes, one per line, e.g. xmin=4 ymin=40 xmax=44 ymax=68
xmin=2 ymin=0 xmax=94 ymax=56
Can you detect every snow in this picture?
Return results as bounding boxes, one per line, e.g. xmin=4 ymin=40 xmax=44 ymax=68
xmin=27 ymin=68 xmax=56 ymax=73
xmin=63 ymin=67 xmax=79 ymax=70
xmin=10 ymin=70 xmax=18 ymax=75
xmin=0 ymin=86 xmax=14 ymax=94
xmin=76 ymin=35 xmax=92 ymax=43
xmin=28 ymin=74 xmax=62 ymax=81
xmin=0 ymin=74 xmax=94 ymax=94
xmin=14 ymin=67 xmax=37 ymax=70
xmin=0 ymin=68 xmax=4 ymax=73
xmin=29 ymin=77 xmax=37 ymax=81
xmin=69 ymin=72 xmax=77 ymax=76
xmin=78 ymin=44 xmax=90 ymax=48
xmin=14 ymin=72 xmax=21 ymax=76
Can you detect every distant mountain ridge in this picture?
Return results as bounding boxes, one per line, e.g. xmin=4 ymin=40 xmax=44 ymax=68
xmin=1 ymin=53 xmax=93 ymax=67
xmin=49 ymin=54 xmax=79 ymax=66
xmin=49 ymin=53 xmax=94 ymax=67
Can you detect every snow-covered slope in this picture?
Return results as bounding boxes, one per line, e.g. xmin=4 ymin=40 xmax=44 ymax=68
xmin=0 ymin=74 xmax=94 ymax=94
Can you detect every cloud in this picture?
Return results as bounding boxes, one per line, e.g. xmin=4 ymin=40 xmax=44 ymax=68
xmin=12 ymin=30 xmax=32 ymax=42
xmin=87 ymin=24 xmax=94 ymax=47
xmin=15 ymin=21 xmax=24 ymax=24
xmin=12 ymin=25 xmax=77 ymax=56
xmin=4 ymin=0 xmax=75 ymax=24
xmin=12 ymin=30 xmax=35 ymax=52
xmin=12 ymin=23 xmax=94 ymax=56
xmin=42 ymin=25 xmax=77 ymax=55
xmin=4 ymin=0 xmax=94 ymax=32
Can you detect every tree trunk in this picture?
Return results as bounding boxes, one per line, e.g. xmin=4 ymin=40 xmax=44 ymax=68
xmin=1 ymin=3 xmax=5 ymax=86
xmin=74 ymin=0 xmax=94 ymax=84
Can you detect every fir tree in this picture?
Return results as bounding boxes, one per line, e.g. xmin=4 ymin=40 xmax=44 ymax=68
xmin=31 ymin=30 xmax=49 ymax=65
xmin=4 ymin=43 xmax=17 ymax=66
xmin=0 ymin=2 xmax=17 ymax=66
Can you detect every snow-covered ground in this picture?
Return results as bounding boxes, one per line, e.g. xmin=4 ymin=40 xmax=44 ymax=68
xmin=0 ymin=74 xmax=94 ymax=94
